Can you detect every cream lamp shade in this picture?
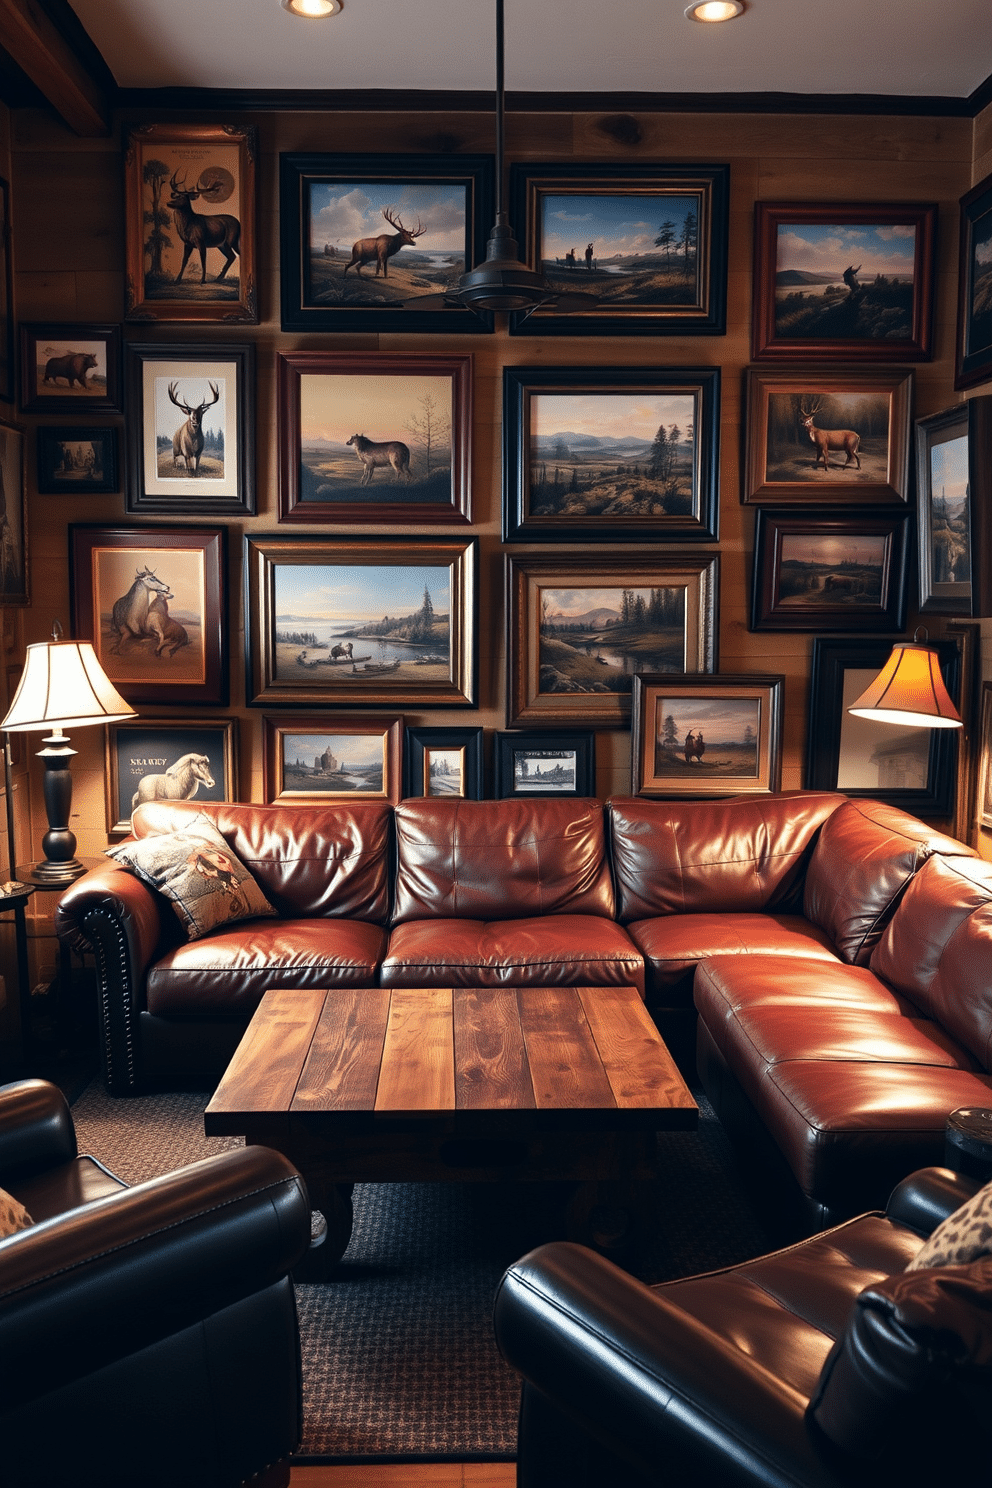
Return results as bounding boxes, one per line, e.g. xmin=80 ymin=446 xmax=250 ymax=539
xmin=846 ymin=637 xmax=962 ymax=730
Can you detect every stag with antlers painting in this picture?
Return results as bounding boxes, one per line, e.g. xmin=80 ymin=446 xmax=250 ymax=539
xmin=798 ymin=397 xmax=862 ymax=472
xmin=168 ymin=381 xmax=221 ymax=477
xmin=343 ymin=207 xmax=426 ymax=279
xmin=167 ymin=169 xmax=241 ymax=285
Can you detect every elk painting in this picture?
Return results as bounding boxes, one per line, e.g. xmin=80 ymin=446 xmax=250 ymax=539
xmin=764 ymin=389 xmax=890 ymax=485
xmin=772 ymin=219 xmax=918 ymax=342
xmin=153 ymin=374 xmax=226 ymax=482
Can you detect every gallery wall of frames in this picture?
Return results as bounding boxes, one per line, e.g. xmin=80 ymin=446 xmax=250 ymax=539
xmin=2 ymin=96 xmax=992 ymax=901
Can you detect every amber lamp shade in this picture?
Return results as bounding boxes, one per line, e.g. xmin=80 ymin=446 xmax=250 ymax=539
xmin=847 ymin=641 xmax=962 ymax=730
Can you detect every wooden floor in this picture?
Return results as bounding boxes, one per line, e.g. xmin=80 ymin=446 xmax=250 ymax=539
xmin=291 ymin=1467 xmax=514 ymax=1485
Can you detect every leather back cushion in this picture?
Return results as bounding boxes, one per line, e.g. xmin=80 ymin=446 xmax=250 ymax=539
xmin=870 ymin=854 xmax=992 ymax=1069
xmin=607 ymin=792 xmax=843 ymax=922
xmin=802 ymin=798 xmax=974 ymax=966
xmin=391 ymin=798 xmax=614 ymax=924
xmin=131 ymin=801 xmax=392 ymax=922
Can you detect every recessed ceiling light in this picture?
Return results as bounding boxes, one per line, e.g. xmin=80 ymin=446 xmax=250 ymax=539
xmin=283 ymin=0 xmax=341 ymax=17
xmin=685 ymin=1 xmax=745 ymax=20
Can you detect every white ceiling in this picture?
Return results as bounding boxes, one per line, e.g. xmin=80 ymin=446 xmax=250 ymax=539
xmin=66 ymin=0 xmax=992 ymax=100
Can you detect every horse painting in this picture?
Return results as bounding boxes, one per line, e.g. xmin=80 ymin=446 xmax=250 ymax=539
xmin=131 ymin=753 xmax=216 ymax=812
xmin=110 ymin=567 xmax=172 ymax=653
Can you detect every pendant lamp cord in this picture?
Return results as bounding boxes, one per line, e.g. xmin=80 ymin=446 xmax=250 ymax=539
xmin=495 ymin=0 xmax=505 ymax=219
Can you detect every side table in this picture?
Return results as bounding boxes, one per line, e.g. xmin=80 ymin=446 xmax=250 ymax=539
xmin=0 ymin=879 xmax=34 ymax=1071
xmin=15 ymin=858 xmax=103 ymax=1061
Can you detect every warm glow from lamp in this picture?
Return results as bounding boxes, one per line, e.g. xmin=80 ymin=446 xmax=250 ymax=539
xmin=282 ymin=0 xmax=341 ymax=16
xmin=685 ymin=1 xmax=745 ymax=21
xmin=847 ymin=639 xmax=962 ymax=730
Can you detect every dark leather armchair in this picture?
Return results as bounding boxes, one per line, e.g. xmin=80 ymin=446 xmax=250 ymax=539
xmin=494 ymin=1167 xmax=992 ymax=1487
xmin=0 ymin=1079 xmax=311 ymax=1488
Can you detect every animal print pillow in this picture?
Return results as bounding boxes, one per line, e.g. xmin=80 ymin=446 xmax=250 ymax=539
xmin=107 ymin=813 xmax=276 ymax=941
xmin=906 ymin=1177 xmax=992 ymax=1270
xmin=0 ymin=1186 xmax=33 ymax=1238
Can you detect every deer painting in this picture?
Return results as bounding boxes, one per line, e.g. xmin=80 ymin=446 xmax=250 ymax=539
xmin=169 ymin=381 xmax=221 ymax=476
xmin=798 ymin=398 xmax=862 ymax=471
xmin=343 ymin=208 xmax=425 ymax=279
xmin=167 ymin=170 xmax=241 ymax=284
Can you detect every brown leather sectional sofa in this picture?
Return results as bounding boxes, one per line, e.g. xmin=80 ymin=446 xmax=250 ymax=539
xmin=56 ymin=791 xmax=992 ymax=1227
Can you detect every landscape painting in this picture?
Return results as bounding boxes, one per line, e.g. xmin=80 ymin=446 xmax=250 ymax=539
xmin=631 ymin=674 xmax=783 ymax=798
xmin=0 ymin=415 xmax=27 ymax=605
xmin=775 ymin=531 xmax=886 ymax=608
xmin=966 ymin=207 xmax=992 ymax=358
xmin=403 ymin=726 xmax=483 ymax=799
xmin=915 ymin=402 xmax=976 ymax=616
xmin=751 ymin=509 xmax=909 ymax=632
xmin=539 ymin=584 xmax=687 ymax=695
xmin=511 ymin=748 xmax=577 ymax=793
xmin=37 ymin=427 xmax=118 ymax=495
xmin=652 ymin=696 xmax=760 ymax=782
xmin=424 ymin=748 xmax=465 ymax=797
xmin=956 ymin=173 xmax=992 ymax=389
xmin=263 ymin=714 xmax=403 ymax=804
xmin=928 ymin=430 xmax=971 ymax=587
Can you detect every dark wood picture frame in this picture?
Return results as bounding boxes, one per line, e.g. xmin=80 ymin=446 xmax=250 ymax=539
xmin=36 ymin=425 xmax=120 ymax=496
xmin=279 ymin=152 xmax=495 ymax=335
xmin=975 ymin=680 xmax=992 ymax=833
xmin=69 ymin=524 xmax=228 ymax=705
xmin=752 ymin=201 xmax=936 ymax=363
xmin=245 ymin=535 xmax=477 ymax=709
xmin=506 ymin=551 xmax=718 ymax=729
xmin=494 ymin=731 xmax=595 ymax=800
xmin=503 ymin=364 xmax=720 ymax=543
xmin=0 ymin=175 xmax=12 ymax=403
xmin=806 ymin=635 xmax=960 ymax=818
xmin=124 ymin=122 xmax=258 ymax=324
xmin=19 ymin=323 xmax=121 ymax=413
xmin=403 ymin=726 xmax=484 ymax=800
xmin=277 ymin=350 xmax=471 ymax=526
xmin=508 ymin=161 xmax=729 ymax=337
xmin=0 ymin=411 xmax=28 ymax=606
xmin=631 ymin=672 xmax=783 ymax=798
xmin=125 ymin=342 xmax=255 ymax=516
xmin=106 ymin=717 xmax=237 ymax=836
xmin=750 ymin=507 xmax=908 ymax=633
xmin=742 ymin=366 xmax=912 ymax=505
xmin=263 ymin=714 xmax=403 ymax=805
xmin=915 ymin=397 xmax=992 ymax=618
xmin=954 ymin=170 xmax=992 ymax=391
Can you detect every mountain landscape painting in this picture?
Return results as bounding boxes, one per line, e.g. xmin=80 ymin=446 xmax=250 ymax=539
xmin=773 ymin=220 xmax=917 ymax=342
xmin=537 ymin=190 xmax=703 ymax=310
xmin=538 ymin=582 xmax=687 ymax=695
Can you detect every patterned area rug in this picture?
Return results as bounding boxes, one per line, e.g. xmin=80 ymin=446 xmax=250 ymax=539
xmin=71 ymin=1082 xmax=773 ymax=1462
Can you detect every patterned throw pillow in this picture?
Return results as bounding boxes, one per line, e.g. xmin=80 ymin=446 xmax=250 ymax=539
xmin=0 ymin=1186 xmax=33 ymax=1238
xmin=108 ymin=814 xmax=276 ymax=942
xmin=906 ymin=1177 xmax=992 ymax=1270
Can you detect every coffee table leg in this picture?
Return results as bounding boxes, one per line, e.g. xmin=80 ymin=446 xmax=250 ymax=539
xmin=564 ymin=1179 xmax=645 ymax=1255
xmin=286 ymin=1158 xmax=355 ymax=1280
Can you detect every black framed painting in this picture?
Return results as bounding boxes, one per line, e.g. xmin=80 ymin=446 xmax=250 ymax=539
xmin=403 ymin=726 xmax=484 ymax=800
xmin=914 ymin=397 xmax=992 ymax=618
xmin=750 ymin=507 xmax=909 ymax=633
xmin=19 ymin=323 xmax=122 ymax=414
xmin=494 ymin=731 xmax=595 ymax=800
xmin=36 ymin=425 xmax=119 ymax=496
xmin=0 ymin=412 xmax=28 ymax=605
xmin=503 ymin=365 xmax=720 ymax=543
xmin=954 ymin=170 xmax=992 ymax=391
xmin=631 ymin=673 xmax=784 ymax=799
xmin=0 ymin=175 xmax=12 ymax=403
xmin=106 ymin=717 xmax=237 ymax=835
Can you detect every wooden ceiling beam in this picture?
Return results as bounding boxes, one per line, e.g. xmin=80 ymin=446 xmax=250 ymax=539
xmin=0 ymin=0 xmax=109 ymax=135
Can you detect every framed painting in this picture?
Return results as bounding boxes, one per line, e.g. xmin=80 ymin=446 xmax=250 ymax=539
xmin=19 ymin=323 xmax=121 ymax=413
xmin=123 ymin=123 xmax=258 ymax=324
xmin=506 ymin=551 xmax=718 ymax=728
xmin=631 ymin=673 xmax=783 ymax=798
xmin=806 ymin=636 xmax=960 ymax=819
xmin=263 ymin=715 xmax=403 ymax=805
xmin=125 ymin=343 xmax=254 ymax=516
xmin=752 ymin=202 xmax=936 ymax=362
xmin=69 ymin=524 xmax=227 ymax=705
xmin=245 ymin=535 xmax=477 ymax=708
xmin=914 ymin=397 xmax=992 ymax=618
xmin=503 ymin=365 xmax=719 ymax=543
xmin=507 ymin=161 xmax=729 ymax=336
xmin=954 ymin=171 xmax=992 ymax=390
xmin=279 ymin=152 xmax=495 ymax=334
xmin=0 ymin=176 xmax=12 ymax=403
xmin=976 ymin=681 xmax=992 ymax=832
xmin=106 ymin=717 xmax=237 ymax=836
xmin=494 ymin=731 xmax=595 ymax=800
xmin=742 ymin=366 xmax=912 ymax=504
xmin=277 ymin=351 xmax=471 ymax=525
xmin=0 ymin=413 xmax=28 ymax=606
xmin=403 ymin=726 xmax=483 ymax=800
xmin=36 ymin=425 xmax=119 ymax=496
xmin=751 ymin=508 xmax=908 ymax=633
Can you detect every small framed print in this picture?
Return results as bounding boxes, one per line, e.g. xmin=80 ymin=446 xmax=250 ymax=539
xmin=0 ymin=412 xmax=28 ymax=606
xmin=975 ymin=681 xmax=992 ymax=832
xmin=752 ymin=202 xmax=936 ymax=362
xmin=742 ymin=366 xmax=912 ymax=505
xmin=914 ymin=397 xmax=992 ymax=618
xmin=263 ymin=714 xmax=403 ymax=805
xmin=36 ymin=425 xmax=119 ymax=495
xmin=631 ymin=673 xmax=783 ymax=799
xmin=19 ymin=323 xmax=121 ymax=413
xmin=954 ymin=170 xmax=992 ymax=391
xmin=106 ymin=717 xmax=237 ymax=836
xmin=126 ymin=342 xmax=254 ymax=516
xmin=403 ymin=726 xmax=483 ymax=799
xmin=750 ymin=508 xmax=908 ymax=633
xmin=806 ymin=636 xmax=960 ymax=819
xmin=494 ymin=732 xmax=594 ymax=800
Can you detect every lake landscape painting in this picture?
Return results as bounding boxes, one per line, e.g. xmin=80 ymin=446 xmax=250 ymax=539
xmin=538 ymin=583 xmax=687 ymax=695
xmin=281 ymin=732 xmax=385 ymax=796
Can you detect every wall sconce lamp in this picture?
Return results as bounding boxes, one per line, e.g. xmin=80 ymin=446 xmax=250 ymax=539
xmin=1 ymin=623 xmax=137 ymax=885
xmin=847 ymin=630 xmax=962 ymax=730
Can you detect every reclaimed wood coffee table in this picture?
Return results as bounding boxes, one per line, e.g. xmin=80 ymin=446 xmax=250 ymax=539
xmin=205 ymin=984 xmax=697 ymax=1276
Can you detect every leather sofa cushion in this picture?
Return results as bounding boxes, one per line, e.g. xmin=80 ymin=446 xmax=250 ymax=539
xmin=695 ymin=951 xmax=913 ymax=1022
xmin=381 ymin=915 xmax=644 ymax=994
xmin=145 ymin=919 xmax=387 ymax=1019
xmin=607 ymin=792 xmax=842 ymax=921
xmin=391 ymin=798 xmax=615 ymax=924
xmin=802 ymin=798 xmax=975 ymax=966
xmin=628 ymin=912 xmax=839 ymax=998
xmin=870 ymin=854 xmax=992 ymax=1070
xmin=131 ymin=800 xmax=392 ymax=923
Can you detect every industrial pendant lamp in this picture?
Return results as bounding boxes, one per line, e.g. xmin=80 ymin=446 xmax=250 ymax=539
xmin=847 ymin=630 xmax=962 ymax=730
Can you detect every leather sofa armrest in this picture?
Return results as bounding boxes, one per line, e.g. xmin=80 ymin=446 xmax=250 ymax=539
xmin=55 ymin=860 xmax=165 ymax=971
xmin=0 ymin=1080 xmax=76 ymax=1182
xmin=0 ymin=1145 xmax=311 ymax=1410
xmin=495 ymin=1242 xmax=838 ymax=1488
xmin=885 ymin=1166 xmax=981 ymax=1237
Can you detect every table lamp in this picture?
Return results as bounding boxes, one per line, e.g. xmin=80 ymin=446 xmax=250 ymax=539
xmin=846 ymin=630 xmax=962 ymax=729
xmin=1 ymin=622 xmax=137 ymax=885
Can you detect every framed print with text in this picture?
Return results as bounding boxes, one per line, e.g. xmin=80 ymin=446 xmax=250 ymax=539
xmin=494 ymin=731 xmax=594 ymax=799
xmin=263 ymin=714 xmax=403 ymax=805
xmin=631 ymin=672 xmax=783 ymax=798
xmin=403 ymin=726 xmax=483 ymax=800
xmin=106 ymin=718 xmax=236 ymax=836
xmin=750 ymin=507 xmax=908 ymax=633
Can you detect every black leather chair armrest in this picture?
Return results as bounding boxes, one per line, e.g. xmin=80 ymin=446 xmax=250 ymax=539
xmin=885 ymin=1165 xmax=981 ymax=1237
xmin=0 ymin=1080 xmax=76 ymax=1182
xmin=0 ymin=1145 xmax=311 ymax=1410
xmin=495 ymin=1242 xmax=841 ymax=1488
